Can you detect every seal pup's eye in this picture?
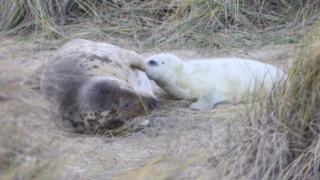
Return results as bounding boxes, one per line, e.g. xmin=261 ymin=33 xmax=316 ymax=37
xmin=148 ymin=60 xmax=158 ymax=66
xmin=161 ymin=62 xmax=164 ymax=64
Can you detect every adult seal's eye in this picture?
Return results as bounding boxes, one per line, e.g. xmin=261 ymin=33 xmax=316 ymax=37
xmin=148 ymin=60 xmax=158 ymax=66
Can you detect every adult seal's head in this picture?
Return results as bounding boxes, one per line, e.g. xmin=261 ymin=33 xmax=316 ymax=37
xmin=41 ymin=39 xmax=158 ymax=134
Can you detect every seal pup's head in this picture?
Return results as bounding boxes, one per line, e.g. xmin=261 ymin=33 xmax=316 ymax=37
xmin=144 ymin=53 xmax=186 ymax=82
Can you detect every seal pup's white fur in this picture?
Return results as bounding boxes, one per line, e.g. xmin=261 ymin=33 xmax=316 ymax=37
xmin=144 ymin=53 xmax=286 ymax=110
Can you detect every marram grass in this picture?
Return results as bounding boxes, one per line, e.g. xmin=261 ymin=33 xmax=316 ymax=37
xmin=0 ymin=0 xmax=319 ymax=48
xmin=237 ymin=21 xmax=320 ymax=179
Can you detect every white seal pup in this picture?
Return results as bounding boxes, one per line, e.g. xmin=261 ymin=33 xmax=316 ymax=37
xmin=41 ymin=39 xmax=158 ymax=134
xmin=144 ymin=53 xmax=286 ymax=110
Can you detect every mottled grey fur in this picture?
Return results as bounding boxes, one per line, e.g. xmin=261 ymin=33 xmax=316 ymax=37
xmin=41 ymin=39 xmax=158 ymax=134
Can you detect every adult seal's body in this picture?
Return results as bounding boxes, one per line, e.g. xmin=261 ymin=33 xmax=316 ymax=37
xmin=144 ymin=53 xmax=286 ymax=110
xmin=41 ymin=39 xmax=158 ymax=133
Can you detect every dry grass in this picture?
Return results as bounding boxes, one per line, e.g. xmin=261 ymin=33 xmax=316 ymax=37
xmin=204 ymin=21 xmax=320 ymax=180
xmin=0 ymin=0 xmax=319 ymax=49
xmin=0 ymin=85 xmax=59 ymax=179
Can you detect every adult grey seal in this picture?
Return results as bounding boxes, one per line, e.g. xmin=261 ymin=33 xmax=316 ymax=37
xmin=41 ymin=39 xmax=158 ymax=134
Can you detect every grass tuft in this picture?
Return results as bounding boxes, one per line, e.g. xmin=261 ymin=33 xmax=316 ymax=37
xmin=234 ymin=21 xmax=320 ymax=179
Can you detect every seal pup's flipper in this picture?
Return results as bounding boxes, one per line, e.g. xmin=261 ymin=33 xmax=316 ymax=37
xmin=190 ymin=90 xmax=228 ymax=110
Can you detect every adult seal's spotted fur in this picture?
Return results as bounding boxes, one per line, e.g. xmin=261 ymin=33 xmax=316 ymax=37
xmin=144 ymin=53 xmax=286 ymax=110
xmin=41 ymin=39 xmax=158 ymax=134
